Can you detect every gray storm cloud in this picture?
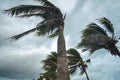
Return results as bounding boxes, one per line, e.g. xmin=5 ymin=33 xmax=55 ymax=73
xmin=0 ymin=0 xmax=120 ymax=80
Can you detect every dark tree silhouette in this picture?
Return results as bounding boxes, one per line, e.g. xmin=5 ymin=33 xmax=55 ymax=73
xmin=4 ymin=0 xmax=69 ymax=80
xmin=77 ymin=17 xmax=120 ymax=57
xmin=67 ymin=48 xmax=90 ymax=80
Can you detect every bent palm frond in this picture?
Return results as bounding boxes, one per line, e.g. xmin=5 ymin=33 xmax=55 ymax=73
xmin=36 ymin=19 xmax=60 ymax=36
xmin=48 ymin=29 xmax=59 ymax=38
xmin=8 ymin=27 xmax=37 ymax=41
xmin=82 ymin=23 xmax=107 ymax=38
xmin=78 ymin=17 xmax=120 ymax=57
xmin=67 ymin=48 xmax=82 ymax=58
xmin=4 ymin=5 xmax=53 ymax=16
xmin=34 ymin=0 xmax=57 ymax=8
xmin=98 ymin=17 xmax=114 ymax=37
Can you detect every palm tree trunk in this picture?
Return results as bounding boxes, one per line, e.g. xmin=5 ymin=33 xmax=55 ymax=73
xmin=57 ymin=24 xmax=70 ymax=80
xmin=84 ymin=68 xmax=90 ymax=80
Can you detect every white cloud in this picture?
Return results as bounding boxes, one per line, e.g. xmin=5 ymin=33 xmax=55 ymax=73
xmin=51 ymin=0 xmax=77 ymax=13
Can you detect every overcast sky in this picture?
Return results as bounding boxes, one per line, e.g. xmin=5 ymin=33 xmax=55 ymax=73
xmin=0 ymin=0 xmax=120 ymax=80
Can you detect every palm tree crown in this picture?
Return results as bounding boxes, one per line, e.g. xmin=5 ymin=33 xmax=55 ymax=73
xmin=37 ymin=52 xmax=57 ymax=80
xmin=77 ymin=17 xmax=120 ymax=57
xmin=67 ymin=48 xmax=90 ymax=80
xmin=4 ymin=0 xmax=63 ymax=40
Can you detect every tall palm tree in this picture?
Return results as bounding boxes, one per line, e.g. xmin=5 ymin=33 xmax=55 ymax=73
xmin=4 ymin=0 xmax=69 ymax=80
xmin=77 ymin=17 xmax=120 ymax=57
xmin=67 ymin=48 xmax=90 ymax=80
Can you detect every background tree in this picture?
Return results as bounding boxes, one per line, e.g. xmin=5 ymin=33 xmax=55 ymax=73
xmin=67 ymin=48 xmax=90 ymax=80
xmin=77 ymin=17 xmax=120 ymax=57
xmin=4 ymin=0 xmax=69 ymax=80
xmin=37 ymin=49 xmax=90 ymax=80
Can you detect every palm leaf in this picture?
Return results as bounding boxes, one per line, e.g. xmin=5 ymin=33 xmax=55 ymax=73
xmin=4 ymin=5 xmax=53 ymax=17
xmin=82 ymin=23 xmax=107 ymax=38
xmin=67 ymin=48 xmax=82 ymax=59
xmin=36 ymin=19 xmax=59 ymax=37
xmin=69 ymin=65 xmax=77 ymax=74
xmin=67 ymin=57 xmax=80 ymax=65
xmin=8 ymin=27 xmax=37 ymax=41
xmin=48 ymin=29 xmax=59 ymax=38
xmin=34 ymin=0 xmax=56 ymax=8
xmin=17 ymin=13 xmax=51 ymax=19
xmin=99 ymin=17 xmax=114 ymax=37
xmin=34 ymin=0 xmax=63 ymax=18
xmin=85 ymin=59 xmax=91 ymax=63
xmin=80 ymin=67 xmax=85 ymax=75
xmin=77 ymin=33 xmax=110 ymax=53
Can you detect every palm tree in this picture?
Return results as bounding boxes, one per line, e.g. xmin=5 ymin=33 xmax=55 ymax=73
xmin=37 ymin=52 xmax=57 ymax=80
xmin=37 ymin=49 xmax=90 ymax=80
xmin=67 ymin=48 xmax=90 ymax=80
xmin=77 ymin=17 xmax=120 ymax=57
xmin=4 ymin=0 xmax=69 ymax=80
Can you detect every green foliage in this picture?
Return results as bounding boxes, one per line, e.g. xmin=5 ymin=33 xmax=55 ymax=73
xmin=82 ymin=23 xmax=107 ymax=38
xmin=99 ymin=17 xmax=114 ymax=37
xmin=38 ymin=52 xmax=57 ymax=80
xmin=78 ymin=17 xmax=120 ymax=57
xmin=67 ymin=48 xmax=90 ymax=75
xmin=34 ymin=0 xmax=57 ymax=8
xmin=5 ymin=0 xmax=63 ymax=41
xmin=8 ymin=27 xmax=37 ymax=41
xmin=37 ymin=49 xmax=90 ymax=80
xmin=48 ymin=29 xmax=59 ymax=38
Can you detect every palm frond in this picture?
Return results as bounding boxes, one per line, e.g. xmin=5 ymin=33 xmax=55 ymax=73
xmin=77 ymin=34 xmax=110 ymax=53
xmin=68 ymin=61 xmax=78 ymax=66
xmin=36 ymin=19 xmax=60 ymax=37
xmin=42 ymin=51 xmax=57 ymax=70
xmin=106 ymin=40 xmax=120 ymax=57
xmin=67 ymin=56 xmax=80 ymax=65
xmin=82 ymin=23 xmax=107 ymax=38
xmin=4 ymin=5 xmax=53 ymax=17
xmin=47 ymin=52 xmax=57 ymax=63
xmin=69 ymin=65 xmax=77 ymax=74
xmin=80 ymin=68 xmax=85 ymax=75
xmin=34 ymin=0 xmax=63 ymax=19
xmin=8 ymin=27 xmax=37 ymax=41
xmin=67 ymin=48 xmax=82 ymax=59
xmin=17 ymin=13 xmax=44 ymax=18
xmin=34 ymin=0 xmax=56 ymax=8
xmin=85 ymin=59 xmax=91 ymax=63
xmin=48 ymin=29 xmax=59 ymax=38
xmin=40 ymin=51 xmax=57 ymax=80
xmin=98 ymin=17 xmax=114 ymax=37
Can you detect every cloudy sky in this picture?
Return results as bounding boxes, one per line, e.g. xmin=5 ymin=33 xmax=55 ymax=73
xmin=0 ymin=0 xmax=120 ymax=80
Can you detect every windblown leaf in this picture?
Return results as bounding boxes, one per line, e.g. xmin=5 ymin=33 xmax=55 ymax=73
xmin=4 ymin=5 xmax=53 ymax=17
xmin=8 ymin=27 xmax=37 ymax=41
xmin=48 ymin=29 xmax=59 ymax=38
xmin=36 ymin=19 xmax=59 ymax=36
xmin=69 ymin=66 xmax=77 ymax=74
xmin=34 ymin=0 xmax=56 ymax=8
xmin=80 ymin=67 xmax=85 ymax=75
xmin=67 ymin=48 xmax=82 ymax=59
xmin=85 ymin=59 xmax=91 ymax=63
xmin=82 ymin=23 xmax=107 ymax=38
xmin=99 ymin=17 xmax=114 ymax=37
xmin=34 ymin=0 xmax=63 ymax=19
